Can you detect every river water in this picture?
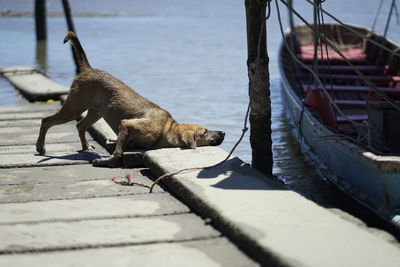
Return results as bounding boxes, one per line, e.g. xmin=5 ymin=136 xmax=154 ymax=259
xmin=1 ymin=1 xmax=400 ymax=209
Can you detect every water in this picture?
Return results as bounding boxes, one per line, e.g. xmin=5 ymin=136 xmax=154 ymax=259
xmin=1 ymin=1 xmax=400 ymax=209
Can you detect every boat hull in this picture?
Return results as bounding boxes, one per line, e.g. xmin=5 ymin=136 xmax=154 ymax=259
xmin=279 ymin=24 xmax=400 ymax=228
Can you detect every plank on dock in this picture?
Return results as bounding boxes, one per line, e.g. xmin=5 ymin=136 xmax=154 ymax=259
xmin=0 ymin=66 xmax=69 ymax=102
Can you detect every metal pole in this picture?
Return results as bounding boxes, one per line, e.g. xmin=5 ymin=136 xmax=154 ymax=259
xmin=35 ymin=0 xmax=47 ymax=41
xmin=245 ymin=0 xmax=273 ymax=176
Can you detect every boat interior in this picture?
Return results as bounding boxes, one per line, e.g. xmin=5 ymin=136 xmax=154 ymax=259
xmin=282 ymin=23 xmax=400 ymax=155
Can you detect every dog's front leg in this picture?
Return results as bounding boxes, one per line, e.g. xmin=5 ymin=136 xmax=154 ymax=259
xmin=92 ymin=119 xmax=130 ymax=167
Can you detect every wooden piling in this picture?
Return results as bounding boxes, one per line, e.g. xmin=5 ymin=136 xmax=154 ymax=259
xmin=245 ymin=0 xmax=273 ymax=176
xmin=61 ymin=0 xmax=80 ymax=74
xmin=35 ymin=0 xmax=47 ymax=41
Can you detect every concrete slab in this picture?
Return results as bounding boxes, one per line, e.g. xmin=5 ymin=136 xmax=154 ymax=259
xmin=143 ymin=147 xmax=400 ymax=267
xmin=0 ymin=194 xmax=189 ymax=224
xmin=0 ymin=177 xmax=161 ymax=203
xmin=0 ymin=165 xmax=144 ymax=186
xmin=0 ymin=131 xmax=82 ymax=146
xmin=0 ymin=150 xmax=102 ymax=168
xmin=0 ymin=214 xmax=220 ymax=254
xmin=0 ymin=120 xmax=98 ymax=148
xmin=0 ymin=119 xmax=42 ymax=127
xmin=0 ymin=142 xmax=107 ymax=156
xmin=0 ymin=66 xmax=69 ymax=101
xmin=86 ymin=118 xmax=117 ymax=150
xmin=0 ymin=111 xmax=53 ymax=121
xmin=0 ymin=238 xmax=258 ymax=267
xmin=0 ymin=102 xmax=60 ymax=113
xmin=123 ymin=150 xmax=146 ymax=168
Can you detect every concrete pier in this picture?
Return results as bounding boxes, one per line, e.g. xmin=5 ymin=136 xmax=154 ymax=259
xmin=0 ymin=101 xmax=256 ymax=266
xmin=1 ymin=67 xmax=400 ymax=266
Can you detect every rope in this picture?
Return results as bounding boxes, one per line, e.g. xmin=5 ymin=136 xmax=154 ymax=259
xmin=384 ymin=0 xmax=396 ymax=38
xmin=372 ymin=0 xmax=385 ymax=31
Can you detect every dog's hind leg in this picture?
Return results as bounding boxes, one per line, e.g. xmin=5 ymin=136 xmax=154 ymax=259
xmin=92 ymin=119 xmax=131 ymax=167
xmin=36 ymin=89 xmax=89 ymax=155
xmin=76 ymin=108 xmax=102 ymax=151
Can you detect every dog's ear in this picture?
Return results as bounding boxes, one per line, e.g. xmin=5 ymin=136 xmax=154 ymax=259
xmin=181 ymin=131 xmax=197 ymax=149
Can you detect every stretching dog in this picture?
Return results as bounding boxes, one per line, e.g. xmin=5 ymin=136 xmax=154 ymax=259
xmin=36 ymin=32 xmax=225 ymax=167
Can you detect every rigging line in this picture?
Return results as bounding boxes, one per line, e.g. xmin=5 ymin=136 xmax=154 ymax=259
xmin=372 ymin=0 xmax=385 ymax=31
xmin=279 ymin=0 xmax=400 ymax=113
xmin=394 ymin=1 xmax=400 ymax=24
xmin=384 ymin=0 xmax=396 ymax=38
xmin=302 ymin=0 xmax=400 ymax=59
xmin=275 ymin=0 xmax=363 ymax=128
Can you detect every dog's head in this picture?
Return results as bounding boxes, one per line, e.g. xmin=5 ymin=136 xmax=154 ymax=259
xmin=179 ymin=124 xmax=225 ymax=149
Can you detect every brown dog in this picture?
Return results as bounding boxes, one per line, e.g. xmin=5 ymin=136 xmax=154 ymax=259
xmin=36 ymin=32 xmax=225 ymax=167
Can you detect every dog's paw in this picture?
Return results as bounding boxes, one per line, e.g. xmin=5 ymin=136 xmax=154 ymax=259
xmin=83 ymin=143 xmax=95 ymax=151
xmin=36 ymin=146 xmax=46 ymax=155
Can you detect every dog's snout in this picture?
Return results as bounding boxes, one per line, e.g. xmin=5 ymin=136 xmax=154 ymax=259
xmin=209 ymin=130 xmax=225 ymax=146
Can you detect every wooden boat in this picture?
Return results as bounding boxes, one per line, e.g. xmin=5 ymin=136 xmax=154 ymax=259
xmin=279 ymin=23 xmax=400 ymax=231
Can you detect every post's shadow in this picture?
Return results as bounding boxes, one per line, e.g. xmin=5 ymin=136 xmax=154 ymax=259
xmin=197 ymin=157 xmax=286 ymax=191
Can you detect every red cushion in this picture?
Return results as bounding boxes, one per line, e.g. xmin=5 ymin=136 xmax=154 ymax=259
xmin=305 ymin=88 xmax=337 ymax=129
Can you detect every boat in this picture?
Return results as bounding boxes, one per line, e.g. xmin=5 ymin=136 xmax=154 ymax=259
xmin=279 ymin=22 xmax=400 ymax=232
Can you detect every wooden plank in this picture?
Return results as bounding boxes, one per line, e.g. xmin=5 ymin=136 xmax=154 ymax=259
xmin=307 ymin=65 xmax=385 ymax=74
xmin=337 ymin=114 xmax=368 ymax=124
xmin=304 ymin=85 xmax=400 ymax=94
xmin=297 ymin=73 xmax=400 ymax=82
xmin=334 ymin=99 xmax=367 ymax=106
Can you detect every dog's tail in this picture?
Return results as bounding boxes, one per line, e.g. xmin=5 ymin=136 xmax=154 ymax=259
xmin=63 ymin=31 xmax=91 ymax=70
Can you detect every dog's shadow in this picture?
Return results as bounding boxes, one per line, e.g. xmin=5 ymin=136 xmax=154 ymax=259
xmin=35 ymin=150 xmax=102 ymax=164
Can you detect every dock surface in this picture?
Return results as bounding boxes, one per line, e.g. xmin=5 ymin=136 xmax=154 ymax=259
xmin=1 ymin=69 xmax=400 ymax=266
xmin=0 ymin=101 xmax=256 ymax=266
